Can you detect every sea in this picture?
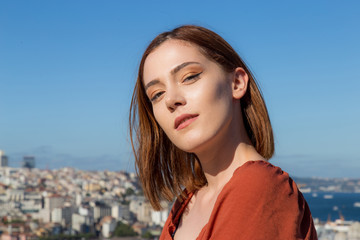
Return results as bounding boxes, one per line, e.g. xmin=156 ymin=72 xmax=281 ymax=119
xmin=302 ymin=192 xmax=360 ymax=222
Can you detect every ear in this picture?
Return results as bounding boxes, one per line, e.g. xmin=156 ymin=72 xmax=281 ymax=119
xmin=232 ymin=67 xmax=249 ymax=99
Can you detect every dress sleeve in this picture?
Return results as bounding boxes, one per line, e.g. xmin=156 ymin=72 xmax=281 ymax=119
xmin=199 ymin=161 xmax=318 ymax=240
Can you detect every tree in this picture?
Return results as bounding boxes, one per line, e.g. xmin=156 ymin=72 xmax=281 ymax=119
xmin=142 ymin=231 xmax=154 ymax=239
xmin=125 ymin=187 xmax=135 ymax=196
xmin=113 ymin=221 xmax=137 ymax=237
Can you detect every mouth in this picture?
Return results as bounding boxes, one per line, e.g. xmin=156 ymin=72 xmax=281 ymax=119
xmin=174 ymin=114 xmax=199 ymax=131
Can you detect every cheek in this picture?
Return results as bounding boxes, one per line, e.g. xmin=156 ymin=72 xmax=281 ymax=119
xmin=214 ymin=75 xmax=233 ymax=100
xmin=194 ymin=78 xmax=232 ymax=106
xmin=153 ymin=106 xmax=170 ymax=131
xmin=197 ymin=81 xmax=234 ymax=131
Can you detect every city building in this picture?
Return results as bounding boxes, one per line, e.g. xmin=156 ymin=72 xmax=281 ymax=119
xmin=52 ymin=206 xmax=73 ymax=226
xmin=0 ymin=161 xmax=358 ymax=239
xmin=112 ymin=203 xmax=131 ymax=221
xmin=6 ymin=188 xmax=25 ymax=202
xmin=44 ymin=194 xmax=64 ymax=211
xmin=92 ymin=201 xmax=112 ymax=222
xmin=72 ymin=213 xmax=93 ymax=233
xmin=22 ymin=156 xmax=35 ymax=169
xmin=129 ymin=196 xmax=152 ymax=223
xmin=37 ymin=208 xmax=51 ymax=223
xmin=100 ymin=216 xmax=117 ymax=238
xmin=0 ymin=150 xmax=8 ymax=167
xmin=151 ymin=201 xmax=170 ymax=226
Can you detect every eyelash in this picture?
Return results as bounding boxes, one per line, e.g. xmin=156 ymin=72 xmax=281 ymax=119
xmin=149 ymin=72 xmax=202 ymax=102
xmin=150 ymin=91 xmax=164 ymax=102
xmin=184 ymin=72 xmax=202 ymax=82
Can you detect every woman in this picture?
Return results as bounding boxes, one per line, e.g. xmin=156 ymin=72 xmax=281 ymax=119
xmin=130 ymin=25 xmax=317 ymax=240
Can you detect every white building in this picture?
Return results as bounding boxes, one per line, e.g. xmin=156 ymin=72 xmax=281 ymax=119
xmin=151 ymin=201 xmax=170 ymax=227
xmin=112 ymin=204 xmax=130 ymax=220
xmin=75 ymin=193 xmax=82 ymax=206
xmin=72 ymin=213 xmax=93 ymax=233
xmin=101 ymin=216 xmax=117 ymax=238
xmin=151 ymin=209 xmax=169 ymax=227
xmin=129 ymin=197 xmax=152 ymax=223
xmin=79 ymin=206 xmax=92 ymax=216
xmin=52 ymin=206 xmax=73 ymax=226
xmin=348 ymin=221 xmax=360 ymax=239
xmin=21 ymin=192 xmax=42 ymax=213
xmin=6 ymin=188 xmax=25 ymax=202
xmin=44 ymin=194 xmax=64 ymax=211
xmin=93 ymin=202 xmax=112 ymax=222
xmin=38 ymin=208 xmax=51 ymax=223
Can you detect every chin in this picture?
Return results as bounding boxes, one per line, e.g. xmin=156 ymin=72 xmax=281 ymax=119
xmin=173 ymin=139 xmax=209 ymax=154
xmin=171 ymin=131 xmax=216 ymax=154
xmin=175 ymin=144 xmax=197 ymax=153
xmin=171 ymin=140 xmax=198 ymax=153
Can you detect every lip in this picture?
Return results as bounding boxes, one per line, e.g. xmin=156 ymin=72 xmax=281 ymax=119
xmin=174 ymin=114 xmax=199 ymax=131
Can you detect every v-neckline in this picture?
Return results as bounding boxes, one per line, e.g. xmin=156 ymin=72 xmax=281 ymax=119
xmin=171 ymin=160 xmax=266 ymax=239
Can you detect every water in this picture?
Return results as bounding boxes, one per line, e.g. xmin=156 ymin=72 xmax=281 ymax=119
xmin=303 ymin=192 xmax=360 ymax=222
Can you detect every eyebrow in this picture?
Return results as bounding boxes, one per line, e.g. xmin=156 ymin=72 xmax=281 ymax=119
xmin=144 ymin=79 xmax=160 ymax=91
xmin=144 ymin=61 xmax=201 ymax=91
xmin=170 ymin=61 xmax=201 ymax=75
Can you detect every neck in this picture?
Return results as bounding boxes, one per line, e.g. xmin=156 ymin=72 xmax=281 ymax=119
xmin=195 ymin=118 xmax=265 ymax=192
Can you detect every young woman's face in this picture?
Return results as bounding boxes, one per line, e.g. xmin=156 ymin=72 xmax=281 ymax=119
xmin=143 ymin=40 xmax=239 ymax=153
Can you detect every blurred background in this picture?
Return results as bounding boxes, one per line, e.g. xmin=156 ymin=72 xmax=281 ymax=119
xmin=1 ymin=0 xmax=359 ymax=177
xmin=0 ymin=1 xmax=359 ymax=239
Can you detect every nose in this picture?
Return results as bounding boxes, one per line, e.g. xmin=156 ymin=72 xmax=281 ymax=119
xmin=165 ymin=87 xmax=186 ymax=112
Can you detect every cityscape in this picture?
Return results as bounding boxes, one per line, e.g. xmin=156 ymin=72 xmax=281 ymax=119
xmin=0 ymin=150 xmax=359 ymax=240
xmin=2 ymin=1 xmax=359 ymax=240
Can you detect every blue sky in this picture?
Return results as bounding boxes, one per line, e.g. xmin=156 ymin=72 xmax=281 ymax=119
xmin=0 ymin=1 xmax=359 ymax=177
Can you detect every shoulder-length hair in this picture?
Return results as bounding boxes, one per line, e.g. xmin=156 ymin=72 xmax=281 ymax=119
xmin=130 ymin=25 xmax=274 ymax=210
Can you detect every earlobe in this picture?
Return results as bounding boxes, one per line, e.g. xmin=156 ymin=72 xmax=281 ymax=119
xmin=232 ymin=67 xmax=249 ymax=99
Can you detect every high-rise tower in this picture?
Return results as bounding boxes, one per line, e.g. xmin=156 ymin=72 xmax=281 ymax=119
xmin=22 ymin=156 xmax=35 ymax=169
xmin=0 ymin=150 xmax=8 ymax=167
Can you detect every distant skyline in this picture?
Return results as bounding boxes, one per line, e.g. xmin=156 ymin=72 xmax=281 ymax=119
xmin=1 ymin=1 xmax=359 ymax=177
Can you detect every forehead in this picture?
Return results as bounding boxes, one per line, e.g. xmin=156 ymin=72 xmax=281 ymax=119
xmin=143 ymin=40 xmax=210 ymax=83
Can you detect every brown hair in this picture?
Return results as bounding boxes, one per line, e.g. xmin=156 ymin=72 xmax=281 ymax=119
xmin=129 ymin=25 xmax=274 ymax=210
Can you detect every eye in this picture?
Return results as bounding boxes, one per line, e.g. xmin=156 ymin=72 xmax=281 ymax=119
xmin=150 ymin=91 xmax=164 ymax=102
xmin=183 ymin=72 xmax=202 ymax=83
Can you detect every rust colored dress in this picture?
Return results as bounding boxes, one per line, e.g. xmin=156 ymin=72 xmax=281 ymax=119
xmin=160 ymin=160 xmax=318 ymax=240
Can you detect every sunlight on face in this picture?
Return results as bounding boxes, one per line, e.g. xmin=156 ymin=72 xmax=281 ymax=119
xmin=143 ymin=40 xmax=237 ymax=154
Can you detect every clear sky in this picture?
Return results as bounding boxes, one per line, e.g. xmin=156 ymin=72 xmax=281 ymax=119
xmin=1 ymin=1 xmax=359 ymax=177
